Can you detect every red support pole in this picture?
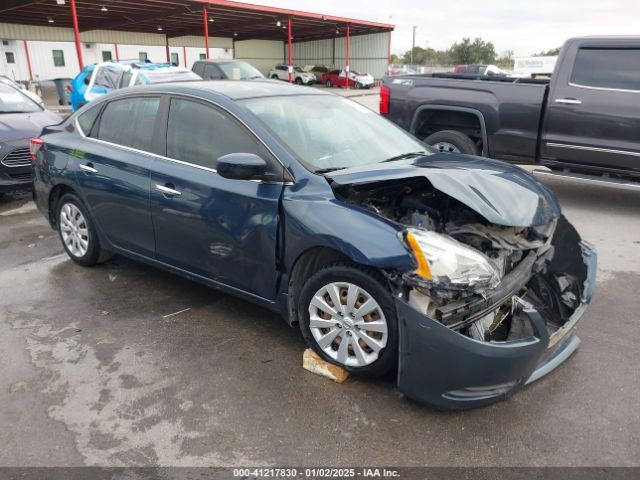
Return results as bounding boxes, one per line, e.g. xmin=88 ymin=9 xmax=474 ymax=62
xmin=70 ymin=0 xmax=83 ymax=69
xmin=287 ymin=16 xmax=293 ymax=82
xmin=165 ymin=36 xmax=170 ymax=63
xmin=114 ymin=43 xmax=119 ymax=62
xmin=183 ymin=46 xmax=187 ymax=67
xmin=345 ymin=24 xmax=350 ymax=89
xmin=23 ymin=40 xmax=33 ymax=81
xmin=203 ymin=8 xmax=210 ymax=59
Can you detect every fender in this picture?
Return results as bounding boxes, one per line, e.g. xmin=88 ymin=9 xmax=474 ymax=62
xmin=409 ymin=104 xmax=489 ymax=157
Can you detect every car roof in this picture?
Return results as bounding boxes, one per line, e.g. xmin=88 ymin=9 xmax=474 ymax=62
xmin=119 ymin=79 xmax=330 ymax=100
xmin=195 ymin=59 xmax=248 ymax=64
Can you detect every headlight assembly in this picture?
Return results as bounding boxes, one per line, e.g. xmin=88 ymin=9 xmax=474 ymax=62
xmin=404 ymin=228 xmax=501 ymax=291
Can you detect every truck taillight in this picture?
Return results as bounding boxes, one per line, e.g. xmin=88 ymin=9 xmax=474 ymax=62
xmin=30 ymin=138 xmax=44 ymax=161
xmin=379 ymin=85 xmax=390 ymax=115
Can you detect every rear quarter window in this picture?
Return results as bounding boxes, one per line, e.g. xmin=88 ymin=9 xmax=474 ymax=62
xmin=571 ymin=48 xmax=640 ymax=91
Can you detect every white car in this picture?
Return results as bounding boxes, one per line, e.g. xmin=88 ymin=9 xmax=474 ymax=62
xmin=269 ymin=64 xmax=316 ymax=85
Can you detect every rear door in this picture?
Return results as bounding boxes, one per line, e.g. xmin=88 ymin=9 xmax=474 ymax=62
xmin=75 ymin=95 xmax=161 ymax=257
xmin=149 ymin=96 xmax=285 ymax=299
xmin=541 ymin=42 xmax=640 ymax=171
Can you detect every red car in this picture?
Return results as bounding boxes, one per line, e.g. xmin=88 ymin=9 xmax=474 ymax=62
xmin=321 ymin=69 xmax=375 ymax=89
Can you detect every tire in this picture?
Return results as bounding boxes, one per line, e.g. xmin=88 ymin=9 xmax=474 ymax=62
xmin=354 ymin=82 xmax=362 ymax=90
xmin=424 ymin=130 xmax=479 ymax=155
xmin=57 ymin=193 xmax=111 ymax=266
xmin=271 ymin=75 xmax=279 ymax=80
xmin=298 ymin=263 xmax=398 ymax=377
xmin=295 ymin=77 xmax=303 ymax=85
xmin=325 ymin=79 xmax=333 ymax=88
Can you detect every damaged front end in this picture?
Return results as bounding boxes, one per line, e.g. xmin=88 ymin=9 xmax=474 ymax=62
xmin=330 ymin=170 xmax=596 ymax=409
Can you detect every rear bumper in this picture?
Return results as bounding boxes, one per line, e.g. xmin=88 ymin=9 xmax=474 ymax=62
xmin=396 ymin=241 xmax=597 ymax=410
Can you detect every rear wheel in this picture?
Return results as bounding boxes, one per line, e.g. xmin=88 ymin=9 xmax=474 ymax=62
xmin=299 ymin=264 xmax=398 ymax=377
xmin=424 ymin=130 xmax=479 ymax=155
xmin=57 ymin=193 xmax=111 ymax=266
xmin=325 ymin=79 xmax=333 ymax=88
xmin=354 ymin=82 xmax=362 ymax=90
xmin=295 ymin=77 xmax=303 ymax=85
xmin=271 ymin=74 xmax=279 ymax=80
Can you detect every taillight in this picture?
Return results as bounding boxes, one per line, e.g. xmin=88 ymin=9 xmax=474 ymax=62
xmin=379 ymin=84 xmax=390 ymax=115
xmin=30 ymin=138 xmax=44 ymax=161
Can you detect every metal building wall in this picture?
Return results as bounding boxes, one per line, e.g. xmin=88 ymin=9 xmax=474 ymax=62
xmin=293 ymin=32 xmax=390 ymax=78
xmin=234 ymin=39 xmax=284 ymax=76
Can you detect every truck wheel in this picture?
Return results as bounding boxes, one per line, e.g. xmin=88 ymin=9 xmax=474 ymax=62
xmin=424 ymin=130 xmax=479 ymax=155
xmin=325 ymin=80 xmax=333 ymax=88
xmin=298 ymin=263 xmax=397 ymax=378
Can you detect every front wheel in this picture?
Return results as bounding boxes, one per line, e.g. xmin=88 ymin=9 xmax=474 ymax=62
xmin=424 ymin=130 xmax=479 ymax=155
xmin=271 ymin=75 xmax=279 ymax=80
xmin=354 ymin=82 xmax=362 ymax=90
xmin=57 ymin=193 xmax=111 ymax=266
xmin=295 ymin=77 xmax=303 ymax=85
xmin=298 ymin=264 xmax=398 ymax=377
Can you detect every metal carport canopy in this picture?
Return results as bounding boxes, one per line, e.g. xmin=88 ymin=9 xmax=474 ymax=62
xmin=0 ymin=0 xmax=394 ymax=42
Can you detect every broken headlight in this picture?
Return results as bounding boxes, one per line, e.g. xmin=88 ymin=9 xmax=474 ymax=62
xmin=404 ymin=229 xmax=501 ymax=291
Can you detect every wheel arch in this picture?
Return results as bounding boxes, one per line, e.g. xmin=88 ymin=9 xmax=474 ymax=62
xmin=48 ymin=183 xmax=79 ymax=228
xmin=410 ymin=104 xmax=489 ymax=156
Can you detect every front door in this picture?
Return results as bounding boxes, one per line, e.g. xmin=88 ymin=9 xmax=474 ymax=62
xmin=75 ymin=96 xmax=161 ymax=257
xmin=149 ymin=97 xmax=284 ymax=300
xmin=541 ymin=43 xmax=640 ymax=172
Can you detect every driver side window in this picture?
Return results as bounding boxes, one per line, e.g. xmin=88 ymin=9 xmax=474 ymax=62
xmin=166 ymin=98 xmax=264 ymax=171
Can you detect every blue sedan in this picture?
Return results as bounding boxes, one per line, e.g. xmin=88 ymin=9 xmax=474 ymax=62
xmin=31 ymin=81 xmax=596 ymax=409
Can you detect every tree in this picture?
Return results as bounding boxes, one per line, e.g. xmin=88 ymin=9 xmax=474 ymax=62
xmin=496 ymin=49 xmax=514 ymax=68
xmin=533 ymin=47 xmax=561 ymax=56
xmin=389 ymin=53 xmax=402 ymax=65
xmin=449 ymin=37 xmax=497 ymax=64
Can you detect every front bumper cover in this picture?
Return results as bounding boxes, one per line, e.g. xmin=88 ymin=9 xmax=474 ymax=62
xmin=396 ymin=241 xmax=597 ymax=410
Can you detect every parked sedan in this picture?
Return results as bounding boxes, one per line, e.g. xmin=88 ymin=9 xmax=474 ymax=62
xmin=31 ymin=82 xmax=595 ymax=409
xmin=0 ymin=83 xmax=59 ymax=195
xmin=322 ymin=69 xmax=374 ymax=89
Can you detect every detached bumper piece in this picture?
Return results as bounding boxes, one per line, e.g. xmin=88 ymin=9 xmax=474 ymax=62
xmin=396 ymin=240 xmax=597 ymax=410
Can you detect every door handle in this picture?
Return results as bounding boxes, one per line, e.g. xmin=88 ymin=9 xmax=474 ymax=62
xmin=555 ymin=98 xmax=582 ymax=105
xmin=155 ymin=184 xmax=181 ymax=196
xmin=79 ymin=163 xmax=98 ymax=173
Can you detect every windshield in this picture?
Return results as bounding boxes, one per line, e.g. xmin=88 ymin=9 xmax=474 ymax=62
xmin=218 ymin=61 xmax=264 ymax=80
xmin=294 ymin=66 xmax=304 ymax=73
xmin=0 ymin=84 xmax=41 ymax=113
xmin=139 ymin=70 xmax=201 ymax=84
xmin=242 ymin=95 xmax=430 ymax=172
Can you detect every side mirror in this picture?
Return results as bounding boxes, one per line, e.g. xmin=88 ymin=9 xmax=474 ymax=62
xmin=216 ymin=153 xmax=268 ymax=181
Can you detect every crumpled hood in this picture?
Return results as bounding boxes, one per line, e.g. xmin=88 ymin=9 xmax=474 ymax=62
xmin=0 ymin=110 xmax=61 ymax=143
xmin=327 ymin=153 xmax=561 ymax=227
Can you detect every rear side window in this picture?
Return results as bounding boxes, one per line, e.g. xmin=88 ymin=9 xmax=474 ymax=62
xmin=571 ymin=48 xmax=640 ymax=91
xmin=202 ymin=64 xmax=222 ymax=80
xmin=166 ymin=98 xmax=259 ymax=169
xmin=96 ymin=97 xmax=160 ymax=152
xmin=77 ymin=106 xmax=101 ymax=135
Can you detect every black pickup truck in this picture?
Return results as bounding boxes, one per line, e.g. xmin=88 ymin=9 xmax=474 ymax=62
xmin=381 ymin=37 xmax=640 ymax=181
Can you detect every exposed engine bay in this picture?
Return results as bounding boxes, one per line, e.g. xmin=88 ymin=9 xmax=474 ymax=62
xmin=332 ymin=177 xmax=589 ymax=343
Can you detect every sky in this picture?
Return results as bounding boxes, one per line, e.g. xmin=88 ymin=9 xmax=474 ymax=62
xmin=247 ymin=0 xmax=640 ymax=57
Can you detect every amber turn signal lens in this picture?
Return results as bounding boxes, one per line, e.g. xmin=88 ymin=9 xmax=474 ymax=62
xmin=406 ymin=232 xmax=432 ymax=280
